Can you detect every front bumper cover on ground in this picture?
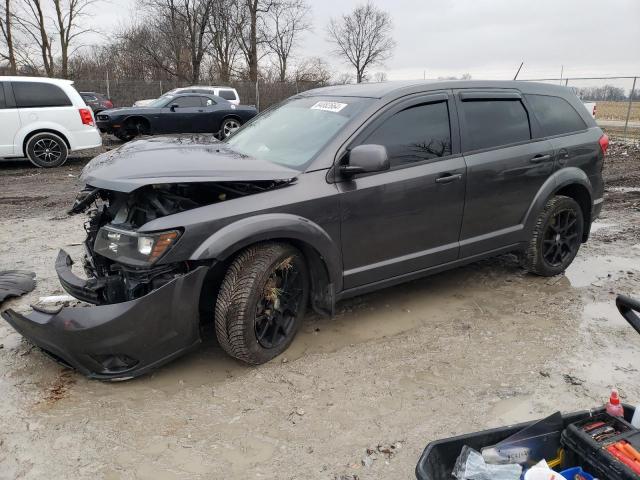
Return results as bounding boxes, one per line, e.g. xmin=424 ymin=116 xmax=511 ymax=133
xmin=0 ymin=252 xmax=208 ymax=381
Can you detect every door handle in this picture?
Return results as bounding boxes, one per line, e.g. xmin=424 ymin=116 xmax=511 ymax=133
xmin=435 ymin=173 xmax=462 ymax=184
xmin=530 ymin=154 xmax=552 ymax=164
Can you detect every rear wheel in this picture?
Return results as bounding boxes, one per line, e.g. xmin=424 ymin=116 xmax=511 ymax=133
xmin=214 ymin=243 xmax=309 ymax=364
xmin=26 ymin=133 xmax=68 ymax=168
xmin=523 ymin=195 xmax=584 ymax=276
xmin=219 ymin=118 xmax=241 ymax=139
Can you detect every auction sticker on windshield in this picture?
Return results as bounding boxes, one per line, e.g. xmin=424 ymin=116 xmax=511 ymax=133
xmin=311 ymin=101 xmax=348 ymax=113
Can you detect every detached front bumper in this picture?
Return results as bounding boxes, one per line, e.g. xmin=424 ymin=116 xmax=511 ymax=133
xmin=1 ymin=252 xmax=208 ymax=381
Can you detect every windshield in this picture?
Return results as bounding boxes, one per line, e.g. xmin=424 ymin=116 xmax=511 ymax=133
xmin=224 ymin=96 xmax=372 ymax=170
xmin=147 ymin=96 xmax=173 ymax=108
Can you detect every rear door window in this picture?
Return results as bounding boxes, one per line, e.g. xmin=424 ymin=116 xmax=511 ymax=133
xmin=525 ymin=94 xmax=587 ymax=136
xmin=460 ymin=99 xmax=531 ymax=151
xmin=0 ymin=83 xmax=5 ymax=108
xmin=364 ymin=101 xmax=452 ymax=168
xmin=12 ymin=82 xmax=72 ymax=108
xmin=172 ymin=96 xmax=204 ymax=108
xmin=218 ymin=90 xmax=237 ymax=101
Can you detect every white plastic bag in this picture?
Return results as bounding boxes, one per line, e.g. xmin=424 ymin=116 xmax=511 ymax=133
xmin=453 ymin=446 xmax=523 ymax=480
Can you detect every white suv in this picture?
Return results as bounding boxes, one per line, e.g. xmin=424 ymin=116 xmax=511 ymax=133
xmin=133 ymin=86 xmax=241 ymax=107
xmin=0 ymin=76 xmax=102 ymax=168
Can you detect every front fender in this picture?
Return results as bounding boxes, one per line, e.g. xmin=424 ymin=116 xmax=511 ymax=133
xmin=190 ymin=213 xmax=343 ymax=292
xmin=523 ymin=166 xmax=593 ymax=235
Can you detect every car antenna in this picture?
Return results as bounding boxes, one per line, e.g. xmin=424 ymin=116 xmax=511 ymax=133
xmin=513 ymin=62 xmax=524 ymax=80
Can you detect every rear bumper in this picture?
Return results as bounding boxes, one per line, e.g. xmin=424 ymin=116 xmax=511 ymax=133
xmin=1 ymin=253 xmax=208 ymax=380
xmin=69 ymin=128 xmax=102 ymax=151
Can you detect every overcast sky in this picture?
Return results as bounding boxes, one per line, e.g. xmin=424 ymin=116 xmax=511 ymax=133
xmin=97 ymin=0 xmax=639 ymax=82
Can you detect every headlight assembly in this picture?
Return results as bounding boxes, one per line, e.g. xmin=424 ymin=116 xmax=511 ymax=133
xmin=94 ymin=226 xmax=181 ymax=266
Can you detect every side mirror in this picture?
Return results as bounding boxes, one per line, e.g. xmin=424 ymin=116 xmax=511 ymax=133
xmin=169 ymin=104 xmax=179 ymax=111
xmin=340 ymin=144 xmax=390 ymax=177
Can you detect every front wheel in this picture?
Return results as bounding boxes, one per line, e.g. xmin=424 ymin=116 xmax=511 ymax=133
xmin=523 ymin=195 xmax=584 ymax=276
xmin=214 ymin=243 xmax=309 ymax=364
xmin=219 ymin=118 xmax=241 ymax=139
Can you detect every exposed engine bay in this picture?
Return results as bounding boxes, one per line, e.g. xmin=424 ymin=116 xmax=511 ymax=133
xmin=68 ymin=180 xmax=291 ymax=305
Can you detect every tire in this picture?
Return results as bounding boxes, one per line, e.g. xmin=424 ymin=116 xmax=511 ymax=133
xmin=25 ymin=132 xmax=69 ymax=168
xmin=219 ymin=118 xmax=242 ymax=139
xmin=523 ymin=195 xmax=584 ymax=276
xmin=118 ymin=118 xmax=149 ymax=141
xmin=214 ymin=243 xmax=309 ymax=365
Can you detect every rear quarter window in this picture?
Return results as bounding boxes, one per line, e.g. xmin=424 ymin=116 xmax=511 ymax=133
xmin=13 ymin=82 xmax=72 ymax=108
xmin=460 ymin=99 xmax=531 ymax=151
xmin=0 ymin=83 xmax=5 ymax=108
xmin=218 ymin=90 xmax=237 ymax=101
xmin=525 ymin=94 xmax=587 ymax=137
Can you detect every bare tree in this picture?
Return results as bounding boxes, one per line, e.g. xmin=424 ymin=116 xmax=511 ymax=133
xmin=208 ymin=0 xmax=238 ymax=82
xmin=334 ymin=71 xmax=353 ymax=85
xmin=327 ymin=1 xmax=395 ymax=83
xmin=53 ymin=0 xmax=97 ymax=78
xmin=234 ymin=0 xmax=275 ymax=83
xmin=264 ymin=0 xmax=310 ymax=82
xmin=0 ymin=0 xmax=17 ymax=73
xmin=373 ymin=71 xmax=387 ymax=82
xmin=294 ymin=56 xmax=330 ymax=84
xmin=15 ymin=0 xmax=54 ymax=76
xmin=140 ymin=0 xmax=214 ymax=83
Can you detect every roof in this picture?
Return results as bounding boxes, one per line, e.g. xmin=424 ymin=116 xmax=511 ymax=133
xmin=300 ymin=80 xmax=573 ymax=99
xmin=0 ymin=75 xmax=74 ymax=85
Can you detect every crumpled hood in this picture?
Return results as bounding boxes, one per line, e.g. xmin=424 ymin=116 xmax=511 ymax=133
xmin=81 ymin=135 xmax=299 ymax=193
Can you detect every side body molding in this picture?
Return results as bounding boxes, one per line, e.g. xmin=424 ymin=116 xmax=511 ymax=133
xmin=190 ymin=213 xmax=343 ymax=293
xmin=522 ymin=166 xmax=593 ymax=236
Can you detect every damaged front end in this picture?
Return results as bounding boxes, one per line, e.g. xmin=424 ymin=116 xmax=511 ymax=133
xmin=69 ymin=181 xmax=286 ymax=305
xmin=1 ymin=137 xmax=300 ymax=379
xmin=2 ymin=178 xmax=293 ymax=380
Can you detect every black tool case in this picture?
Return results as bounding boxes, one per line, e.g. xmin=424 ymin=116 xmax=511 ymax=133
xmin=415 ymin=405 xmax=636 ymax=480
xmin=562 ymin=410 xmax=640 ymax=480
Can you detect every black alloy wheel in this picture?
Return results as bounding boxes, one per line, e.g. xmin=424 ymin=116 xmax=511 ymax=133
xmin=254 ymin=258 xmax=305 ymax=349
xmin=523 ymin=195 xmax=584 ymax=276
xmin=542 ymin=208 xmax=580 ymax=267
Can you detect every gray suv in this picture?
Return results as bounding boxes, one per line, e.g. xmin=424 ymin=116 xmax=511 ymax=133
xmin=2 ymin=80 xmax=607 ymax=380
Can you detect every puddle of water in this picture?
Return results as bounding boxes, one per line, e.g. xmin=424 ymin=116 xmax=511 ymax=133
xmin=608 ymin=186 xmax=640 ymax=194
xmin=564 ymin=255 xmax=640 ymax=287
xmin=487 ymin=395 xmax=537 ymax=424
xmin=582 ymin=301 xmax=629 ymax=328
xmin=590 ymin=221 xmax=618 ymax=233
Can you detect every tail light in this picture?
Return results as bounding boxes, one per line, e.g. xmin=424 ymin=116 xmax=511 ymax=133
xmin=104 ymin=100 xmax=113 ymax=109
xmin=79 ymin=108 xmax=94 ymax=126
xmin=599 ymin=134 xmax=609 ymax=155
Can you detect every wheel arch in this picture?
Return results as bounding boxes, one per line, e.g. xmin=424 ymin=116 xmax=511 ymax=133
xmin=523 ymin=167 xmax=593 ymax=242
xmin=122 ymin=115 xmax=151 ymax=128
xmin=22 ymin=129 xmax=71 ymax=156
xmin=191 ymin=214 xmax=341 ymax=316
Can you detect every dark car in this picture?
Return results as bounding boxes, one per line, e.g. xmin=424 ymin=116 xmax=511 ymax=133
xmin=96 ymin=93 xmax=257 ymax=141
xmin=2 ymin=80 xmax=607 ymax=380
xmin=80 ymin=91 xmax=114 ymax=114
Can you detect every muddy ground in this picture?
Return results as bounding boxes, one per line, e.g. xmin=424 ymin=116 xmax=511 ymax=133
xmin=1 ymin=140 xmax=640 ymax=479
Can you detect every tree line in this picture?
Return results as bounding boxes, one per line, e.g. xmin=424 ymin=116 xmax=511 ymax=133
xmin=575 ymin=85 xmax=640 ymax=101
xmin=0 ymin=0 xmax=396 ymax=87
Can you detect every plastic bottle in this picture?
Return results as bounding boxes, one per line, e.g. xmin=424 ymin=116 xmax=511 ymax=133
xmin=606 ymin=388 xmax=624 ymax=417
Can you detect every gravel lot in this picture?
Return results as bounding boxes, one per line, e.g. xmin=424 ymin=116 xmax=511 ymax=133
xmin=1 ymin=139 xmax=640 ymax=479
